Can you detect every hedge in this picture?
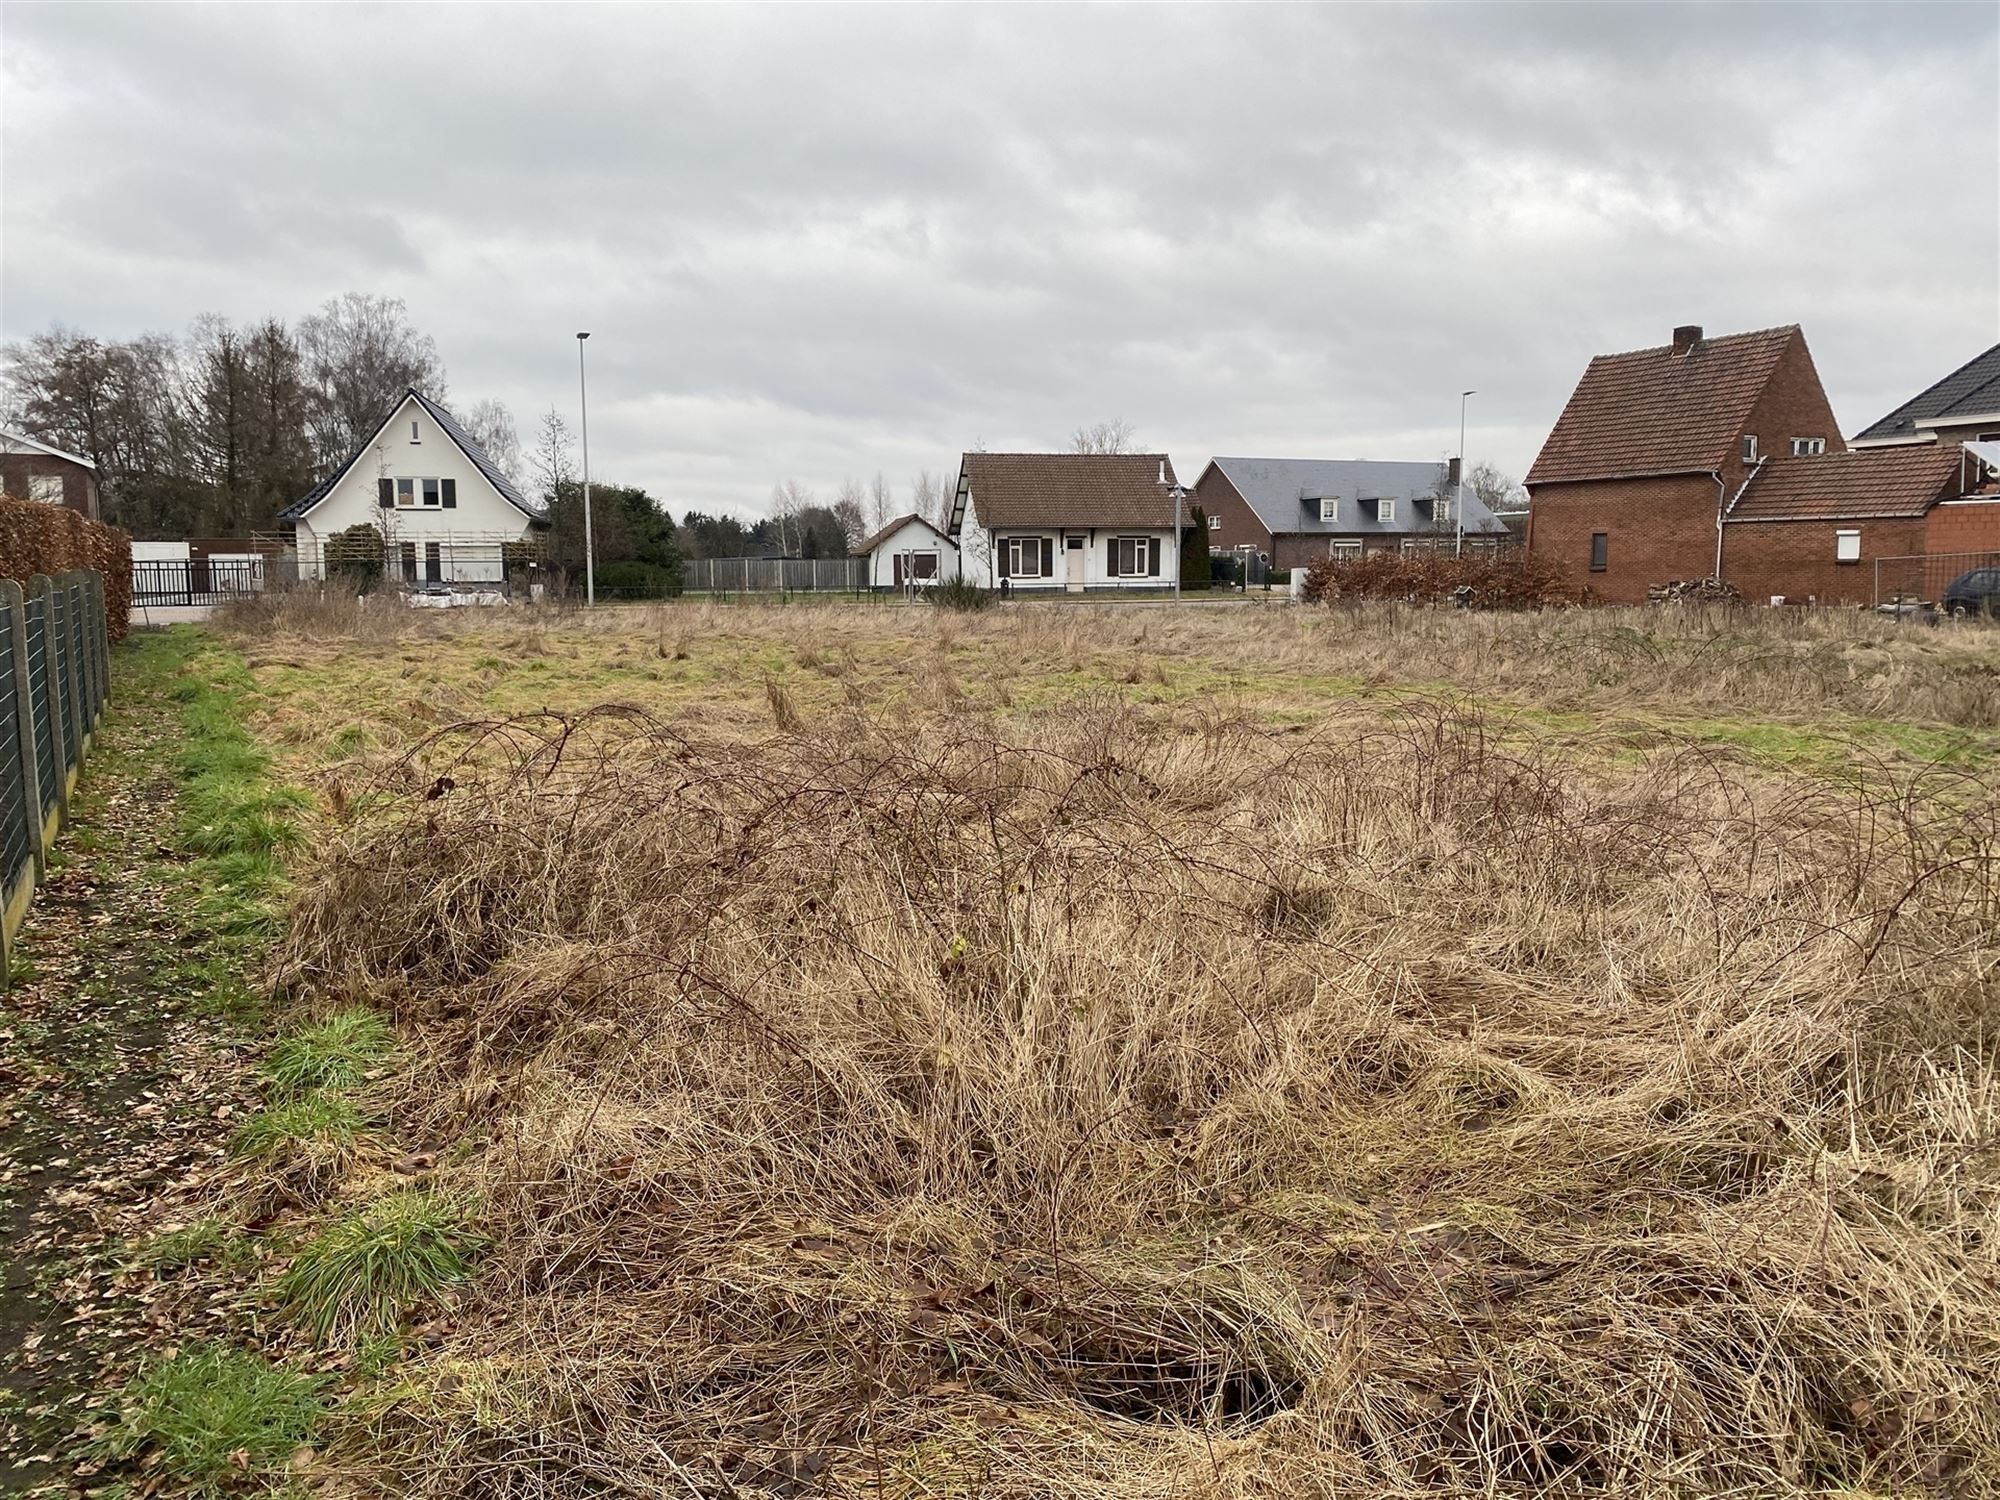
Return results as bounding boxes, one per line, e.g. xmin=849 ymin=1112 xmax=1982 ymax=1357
xmin=1299 ymin=549 xmax=1577 ymax=610
xmin=0 ymin=495 xmax=134 ymax=641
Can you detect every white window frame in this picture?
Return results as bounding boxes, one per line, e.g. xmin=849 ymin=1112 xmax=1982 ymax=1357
xmin=910 ymin=550 xmax=937 ymax=580
xmin=1005 ymin=536 xmax=1044 ymax=580
xmin=422 ymin=477 xmax=442 ymax=508
xmin=411 ymin=419 xmax=422 ymax=444
xmin=395 ymin=477 xmax=416 ymax=508
xmin=1207 ymin=512 xmax=1222 ymax=530
xmin=27 ymin=474 xmax=63 ymax=505
xmin=1434 ymin=494 xmax=1453 ymax=525
xmin=1791 ymin=437 xmax=1826 ymax=456
xmin=1835 ymin=529 xmax=1861 ymax=564
xmin=1742 ymin=434 xmax=1759 ymax=462
xmin=1328 ymin=539 xmax=1362 ymax=561
xmin=1318 ymin=496 xmax=1338 ymax=523
xmin=1113 ymin=536 xmax=1152 ymax=578
xmin=1377 ymin=497 xmax=1396 ymax=524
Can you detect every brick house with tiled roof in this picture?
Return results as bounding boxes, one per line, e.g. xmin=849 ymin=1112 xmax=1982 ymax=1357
xmin=1720 ymin=446 xmax=1965 ymax=604
xmin=1526 ymin=324 xmax=1845 ymax=602
xmin=948 ymin=452 xmax=1183 ymax=592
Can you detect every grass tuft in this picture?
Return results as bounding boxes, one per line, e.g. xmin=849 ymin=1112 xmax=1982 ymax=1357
xmin=262 ymin=1009 xmax=396 ymax=1097
xmin=134 ymin=1218 xmax=253 ymax=1274
xmin=107 ymin=1346 xmax=323 ymax=1496
xmin=277 ymin=1190 xmax=484 ymax=1343
xmin=229 ymin=1091 xmax=364 ymax=1159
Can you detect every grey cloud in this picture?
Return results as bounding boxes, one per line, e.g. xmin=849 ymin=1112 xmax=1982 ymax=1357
xmin=2 ymin=3 xmax=1993 ymax=520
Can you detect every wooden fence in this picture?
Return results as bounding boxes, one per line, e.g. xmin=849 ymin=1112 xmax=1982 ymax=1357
xmin=0 ymin=570 xmax=111 ymax=985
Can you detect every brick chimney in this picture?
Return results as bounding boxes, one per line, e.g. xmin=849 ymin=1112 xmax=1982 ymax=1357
xmin=1672 ymin=324 xmax=1703 ymax=355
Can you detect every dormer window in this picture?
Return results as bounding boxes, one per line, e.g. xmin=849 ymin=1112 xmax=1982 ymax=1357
xmin=1790 ymin=437 xmax=1825 ymax=456
xmin=1742 ymin=434 xmax=1758 ymax=462
xmin=1318 ymin=496 xmax=1338 ymax=523
xmin=411 ymin=420 xmax=421 ymax=443
xmin=1377 ymin=497 xmax=1396 ymax=525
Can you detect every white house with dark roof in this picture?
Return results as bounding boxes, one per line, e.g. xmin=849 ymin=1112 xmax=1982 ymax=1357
xmin=278 ymin=388 xmax=547 ymax=587
xmin=1851 ymin=344 xmax=2000 ymax=451
xmin=854 ymin=512 xmax=959 ymax=589
xmin=948 ymin=452 xmax=1184 ymax=592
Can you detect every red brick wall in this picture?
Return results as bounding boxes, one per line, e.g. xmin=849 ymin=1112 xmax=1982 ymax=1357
xmin=1526 ymin=475 xmax=1721 ymax=603
xmin=0 ymin=455 xmax=100 ymax=521
xmin=1927 ymin=500 xmax=2000 ymax=555
xmin=1192 ymin=468 xmax=1271 ymax=556
xmin=1720 ymin=517 xmax=1925 ymax=605
xmin=1736 ymin=334 xmax=1846 ymax=478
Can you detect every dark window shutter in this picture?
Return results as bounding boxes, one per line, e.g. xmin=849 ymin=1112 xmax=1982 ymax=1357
xmin=1041 ymin=538 xmax=1053 ymax=576
xmin=442 ymin=478 xmax=457 ymax=509
xmin=378 ymin=477 xmax=394 ymax=508
xmin=998 ymin=540 xmax=1011 ymax=578
xmin=1149 ymin=538 xmax=1161 ymax=576
xmin=1108 ymin=538 xmax=1119 ymax=575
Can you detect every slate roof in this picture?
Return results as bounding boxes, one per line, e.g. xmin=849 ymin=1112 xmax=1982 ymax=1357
xmin=1201 ymin=456 xmax=1507 ymax=536
xmin=0 ymin=430 xmax=97 ymax=469
xmin=950 ymin=453 xmax=1182 ymax=533
xmin=1527 ymin=325 xmax=1801 ymax=485
xmin=1852 ymin=344 xmax=2000 ymax=443
xmin=278 ymin=389 xmax=546 ymax=524
xmin=1726 ymin=446 xmax=1963 ymax=522
xmin=854 ymin=512 xmax=952 ymax=555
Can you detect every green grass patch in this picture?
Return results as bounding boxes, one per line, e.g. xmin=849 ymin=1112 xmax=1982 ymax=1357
xmin=229 ymin=1092 xmax=366 ymax=1159
xmin=135 ymin=1217 xmax=254 ymax=1274
xmin=278 ymin=1189 xmax=485 ymax=1343
xmin=106 ymin=1345 xmax=324 ymax=1495
xmin=263 ymin=1009 xmax=396 ymax=1097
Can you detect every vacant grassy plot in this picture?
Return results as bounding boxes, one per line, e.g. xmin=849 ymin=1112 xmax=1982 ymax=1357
xmin=207 ymin=597 xmax=2000 ymax=1497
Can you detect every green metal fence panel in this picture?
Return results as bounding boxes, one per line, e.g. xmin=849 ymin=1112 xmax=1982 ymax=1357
xmin=2 ymin=568 xmax=115 ymax=987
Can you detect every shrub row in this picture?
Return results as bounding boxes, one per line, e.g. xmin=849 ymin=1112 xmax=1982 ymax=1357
xmin=1299 ymin=548 xmax=1576 ymax=609
xmin=0 ymin=495 xmax=134 ymax=640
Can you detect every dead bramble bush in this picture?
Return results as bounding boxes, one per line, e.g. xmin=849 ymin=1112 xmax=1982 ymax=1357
xmin=276 ymin=695 xmax=2000 ymax=1497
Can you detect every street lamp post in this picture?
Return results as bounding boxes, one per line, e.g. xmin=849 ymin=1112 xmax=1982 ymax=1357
xmin=577 ymin=332 xmax=595 ymax=607
xmin=1160 ymin=460 xmax=1186 ymax=602
xmin=1456 ymin=389 xmax=1476 ymax=557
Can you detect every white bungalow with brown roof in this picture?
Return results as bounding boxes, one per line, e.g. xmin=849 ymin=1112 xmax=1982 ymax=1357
xmin=854 ymin=512 xmax=959 ymax=589
xmin=947 ymin=452 xmax=1183 ymax=593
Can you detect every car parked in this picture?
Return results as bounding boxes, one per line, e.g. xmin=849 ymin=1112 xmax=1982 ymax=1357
xmin=1943 ymin=568 xmax=2000 ymax=619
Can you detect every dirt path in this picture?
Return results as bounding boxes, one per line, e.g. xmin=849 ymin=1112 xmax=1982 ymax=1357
xmin=0 ymin=634 xmax=258 ymax=1494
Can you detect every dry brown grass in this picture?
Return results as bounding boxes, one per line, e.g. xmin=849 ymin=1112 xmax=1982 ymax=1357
xmin=219 ymin=594 xmax=2000 ymax=768
xmin=268 ymin=679 xmax=2000 ymax=1497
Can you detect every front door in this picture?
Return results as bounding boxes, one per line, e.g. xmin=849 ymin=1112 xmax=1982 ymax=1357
xmin=400 ymin=543 xmax=418 ymax=585
xmin=1065 ymin=535 xmax=1085 ymax=592
xmin=893 ymin=553 xmax=908 ymax=589
xmin=425 ymin=542 xmax=443 ymax=585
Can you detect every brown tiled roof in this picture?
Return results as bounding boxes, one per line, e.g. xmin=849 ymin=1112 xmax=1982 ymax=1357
xmin=853 ymin=512 xmax=947 ymax=555
xmin=956 ymin=452 xmax=1181 ymax=530
xmin=1527 ymin=326 xmax=1800 ymax=485
xmin=1726 ymin=446 xmax=1963 ymax=522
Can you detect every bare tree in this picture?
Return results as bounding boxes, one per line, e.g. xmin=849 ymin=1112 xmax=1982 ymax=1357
xmin=529 ymin=407 xmax=575 ymax=507
xmin=1068 ymin=418 xmax=1137 ymax=455
xmin=461 ymin=397 xmax=522 ymax=483
xmin=297 ymin=292 xmax=446 ymax=468
xmin=910 ymin=468 xmax=947 ymax=527
xmin=1467 ymin=460 xmax=1525 ymax=512
xmin=867 ymin=471 xmax=894 ymax=532
xmin=770 ymin=478 xmax=814 ymax=555
xmin=831 ymin=478 xmax=868 ymax=550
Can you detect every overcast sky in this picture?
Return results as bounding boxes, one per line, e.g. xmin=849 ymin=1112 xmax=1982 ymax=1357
xmin=3 ymin=3 xmax=1995 ymax=519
